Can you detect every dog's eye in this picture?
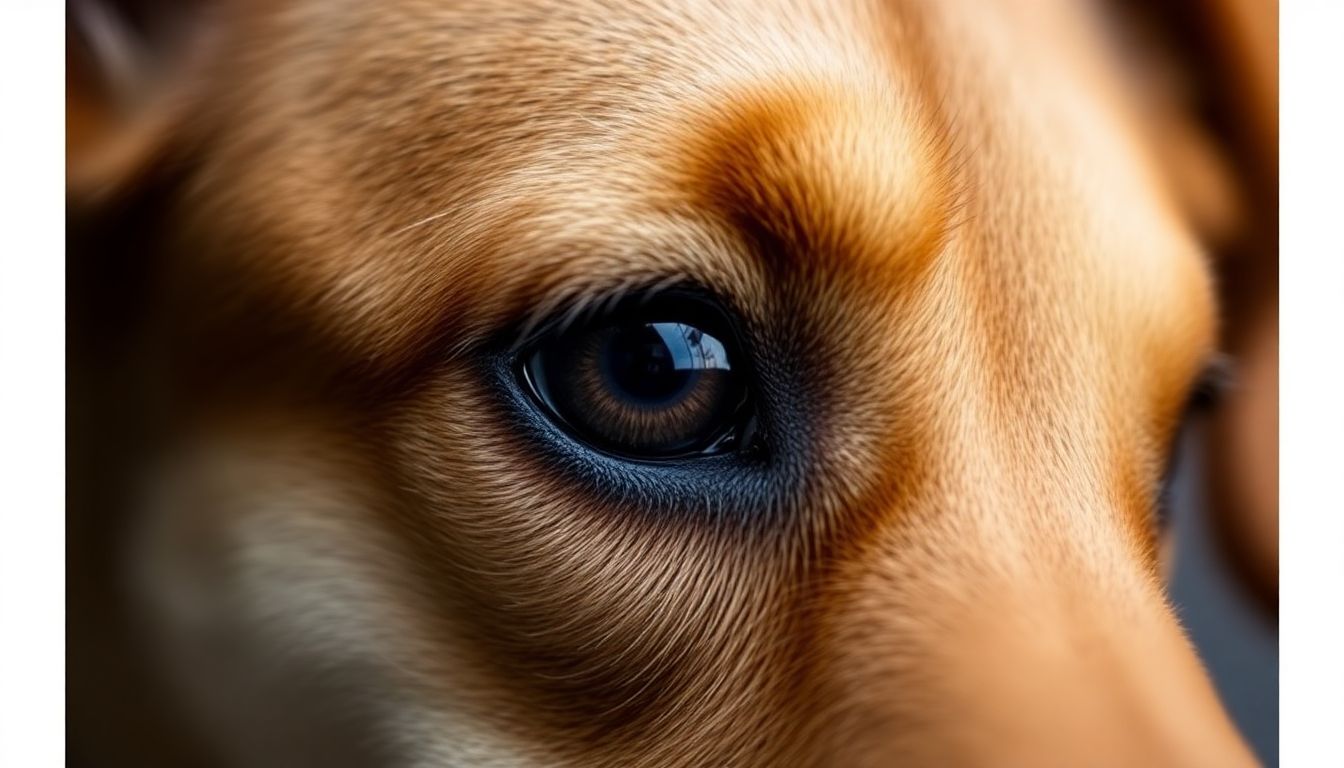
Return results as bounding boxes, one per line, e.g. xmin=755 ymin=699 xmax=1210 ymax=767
xmin=1157 ymin=357 xmax=1235 ymax=528
xmin=520 ymin=298 xmax=752 ymax=459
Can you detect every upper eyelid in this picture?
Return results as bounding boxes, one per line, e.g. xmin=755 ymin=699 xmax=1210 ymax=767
xmin=510 ymin=275 xmax=692 ymax=354
xmin=511 ymin=276 xmax=745 ymax=354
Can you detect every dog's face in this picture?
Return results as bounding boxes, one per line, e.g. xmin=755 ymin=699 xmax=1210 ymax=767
xmin=71 ymin=0 xmax=1264 ymax=765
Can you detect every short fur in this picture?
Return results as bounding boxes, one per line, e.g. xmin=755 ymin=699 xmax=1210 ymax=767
xmin=68 ymin=0 xmax=1273 ymax=765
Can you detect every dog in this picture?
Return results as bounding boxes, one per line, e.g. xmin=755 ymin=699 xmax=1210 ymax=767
xmin=68 ymin=0 xmax=1277 ymax=765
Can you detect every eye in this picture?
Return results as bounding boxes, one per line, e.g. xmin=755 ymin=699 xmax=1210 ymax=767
xmin=519 ymin=296 xmax=753 ymax=460
xmin=1157 ymin=357 xmax=1235 ymax=528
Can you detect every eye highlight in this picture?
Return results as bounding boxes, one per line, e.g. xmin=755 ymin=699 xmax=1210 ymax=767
xmin=519 ymin=295 xmax=752 ymax=460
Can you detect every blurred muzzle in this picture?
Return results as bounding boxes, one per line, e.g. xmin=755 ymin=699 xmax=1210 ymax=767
xmin=814 ymin=504 xmax=1259 ymax=767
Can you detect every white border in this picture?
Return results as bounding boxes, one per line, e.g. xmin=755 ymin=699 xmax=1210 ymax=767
xmin=0 ymin=3 xmax=66 ymax=767
xmin=1280 ymin=1 xmax=1344 ymax=765
xmin=5 ymin=1 xmax=1331 ymax=765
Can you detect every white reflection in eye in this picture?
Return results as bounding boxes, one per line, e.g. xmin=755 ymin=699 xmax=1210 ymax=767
xmin=650 ymin=322 xmax=731 ymax=371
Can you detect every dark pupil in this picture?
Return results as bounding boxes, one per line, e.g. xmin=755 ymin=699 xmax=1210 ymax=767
xmin=600 ymin=324 xmax=696 ymax=405
xmin=523 ymin=313 xmax=740 ymax=458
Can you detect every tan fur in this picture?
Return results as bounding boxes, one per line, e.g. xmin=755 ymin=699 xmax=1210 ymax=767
xmin=69 ymin=0 xmax=1267 ymax=765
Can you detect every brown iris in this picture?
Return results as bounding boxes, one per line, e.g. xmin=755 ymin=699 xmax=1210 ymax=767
xmin=522 ymin=311 xmax=748 ymax=459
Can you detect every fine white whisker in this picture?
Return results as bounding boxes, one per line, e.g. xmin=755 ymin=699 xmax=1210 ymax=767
xmin=390 ymin=210 xmax=455 ymax=237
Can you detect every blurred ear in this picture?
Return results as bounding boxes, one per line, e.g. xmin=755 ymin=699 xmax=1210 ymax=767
xmin=1108 ymin=0 xmax=1278 ymax=614
xmin=67 ymin=0 xmax=217 ymax=208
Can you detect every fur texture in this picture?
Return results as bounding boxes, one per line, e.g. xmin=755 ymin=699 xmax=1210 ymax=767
xmin=69 ymin=0 xmax=1269 ymax=765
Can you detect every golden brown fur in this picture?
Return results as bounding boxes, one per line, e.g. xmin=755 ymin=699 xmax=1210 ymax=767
xmin=68 ymin=0 xmax=1275 ymax=765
